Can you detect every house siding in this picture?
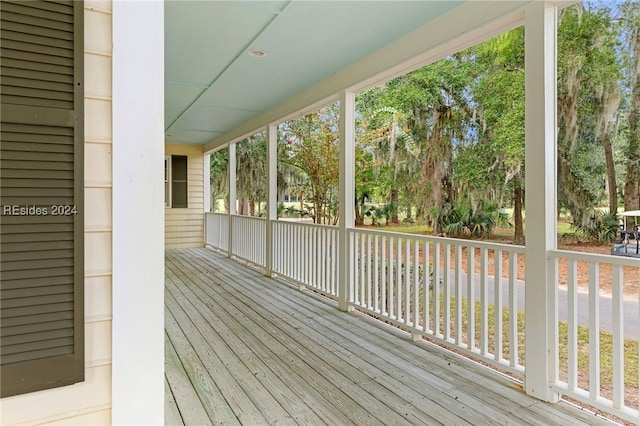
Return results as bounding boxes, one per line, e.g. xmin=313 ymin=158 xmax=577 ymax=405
xmin=0 ymin=2 xmax=113 ymax=424
xmin=165 ymin=143 xmax=205 ymax=248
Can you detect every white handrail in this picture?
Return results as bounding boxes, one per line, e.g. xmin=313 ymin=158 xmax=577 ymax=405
xmin=548 ymin=249 xmax=639 ymax=424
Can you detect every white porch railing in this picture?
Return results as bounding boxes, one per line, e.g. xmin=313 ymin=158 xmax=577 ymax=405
xmin=548 ymin=250 xmax=640 ymax=424
xmin=203 ymin=212 xmax=640 ymax=423
xmin=205 ymin=212 xmax=229 ymax=252
xmin=272 ymin=221 xmax=339 ymax=300
xmin=231 ymin=215 xmax=266 ymax=267
xmin=350 ymin=228 xmax=526 ymax=377
xmin=204 ymin=213 xmax=266 ymax=267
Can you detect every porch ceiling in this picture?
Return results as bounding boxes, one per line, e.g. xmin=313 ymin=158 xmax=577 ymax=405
xmin=164 ymin=0 xmax=463 ymax=147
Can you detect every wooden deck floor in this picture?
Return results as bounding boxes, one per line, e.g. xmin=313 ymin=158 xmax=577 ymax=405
xmin=164 ymin=248 xmax=612 ymax=426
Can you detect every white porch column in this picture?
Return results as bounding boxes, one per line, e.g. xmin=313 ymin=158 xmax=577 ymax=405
xmin=524 ymin=1 xmax=560 ymax=403
xmin=338 ymin=90 xmax=355 ymax=311
xmin=266 ymin=124 xmax=278 ymax=276
xmin=203 ymin=152 xmax=211 ymax=248
xmin=204 ymin=152 xmax=211 ymax=213
xmin=228 ymin=142 xmax=237 ymax=257
xmin=111 ymin=1 xmax=164 ymax=423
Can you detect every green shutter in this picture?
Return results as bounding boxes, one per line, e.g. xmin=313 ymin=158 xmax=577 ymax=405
xmin=0 ymin=0 xmax=84 ymax=397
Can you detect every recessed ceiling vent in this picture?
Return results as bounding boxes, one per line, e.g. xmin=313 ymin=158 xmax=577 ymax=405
xmin=247 ymin=49 xmax=267 ymax=58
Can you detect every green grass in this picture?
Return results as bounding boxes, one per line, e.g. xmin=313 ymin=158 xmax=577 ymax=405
xmin=557 ymin=321 xmax=639 ymax=391
xmin=383 ymin=224 xmax=433 ymax=235
xmin=557 ymin=221 xmax=573 ymax=236
xmin=374 ymin=220 xmax=577 ymax=242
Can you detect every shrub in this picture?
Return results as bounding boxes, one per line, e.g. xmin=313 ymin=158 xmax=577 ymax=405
xmin=435 ymin=201 xmax=498 ymax=238
xmin=571 ymin=209 xmax=619 ymax=243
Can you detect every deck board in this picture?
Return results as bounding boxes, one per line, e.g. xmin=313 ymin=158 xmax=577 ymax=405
xmin=165 ymin=375 xmax=185 ymax=426
xmin=165 ymin=307 xmax=244 ymax=425
xmin=165 ymin=328 xmax=212 ymax=425
xmin=165 ymin=248 xmax=613 ymax=426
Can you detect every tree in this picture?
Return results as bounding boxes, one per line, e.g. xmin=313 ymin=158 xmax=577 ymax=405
xmin=621 ymin=0 xmax=640 ymax=210
xmin=210 ymin=148 xmax=229 ymax=212
xmin=210 ymin=135 xmax=268 ymax=216
xmin=557 ymin=2 xmax=623 ymax=224
xmin=353 ymin=145 xmax=377 ymax=225
xmin=234 ymin=134 xmax=267 ymax=216
xmin=364 ymin=56 xmax=476 ymax=232
xmin=356 ymin=99 xmax=417 ymax=225
xmin=471 ymin=27 xmax=526 ymax=243
xmin=280 ymin=105 xmax=340 ymax=224
xmin=254 ymin=0 xmax=639 ymax=244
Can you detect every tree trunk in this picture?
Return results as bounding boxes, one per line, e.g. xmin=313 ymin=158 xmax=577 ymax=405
xmin=238 ymin=199 xmax=248 ymax=215
xmin=248 ymin=199 xmax=255 ymax=217
xmin=313 ymin=190 xmax=321 ymax=224
xmin=390 ymin=189 xmax=399 ymax=224
xmin=355 ymin=196 xmax=364 ymax=226
xmin=624 ymin=29 xmax=640 ymax=211
xmin=624 ymin=168 xmax=640 ymax=211
xmin=513 ymin=180 xmax=524 ymax=244
xmin=602 ymin=131 xmax=618 ymax=213
xmin=355 ymin=209 xmax=363 ymax=225
xmin=431 ymin=162 xmax=444 ymax=235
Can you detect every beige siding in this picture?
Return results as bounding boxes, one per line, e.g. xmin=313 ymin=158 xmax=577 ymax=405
xmin=0 ymin=2 xmax=113 ymax=424
xmin=165 ymin=144 xmax=205 ymax=248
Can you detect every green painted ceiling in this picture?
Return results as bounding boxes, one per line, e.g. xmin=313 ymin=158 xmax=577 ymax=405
xmin=164 ymin=0 xmax=462 ymax=145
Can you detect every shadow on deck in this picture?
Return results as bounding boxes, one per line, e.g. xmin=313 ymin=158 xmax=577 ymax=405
xmin=164 ymin=248 xmax=611 ymax=425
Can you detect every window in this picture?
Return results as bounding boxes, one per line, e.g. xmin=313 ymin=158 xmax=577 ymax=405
xmin=165 ymin=155 xmax=188 ymax=208
xmin=0 ymin=0 xmax=84 ymax=397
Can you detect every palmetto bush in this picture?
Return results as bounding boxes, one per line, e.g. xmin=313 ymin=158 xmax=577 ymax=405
xmin=572 ymin=209 xmax=619 ymax=243
xmin=435 ymin=201 xmax=499 ymax=238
